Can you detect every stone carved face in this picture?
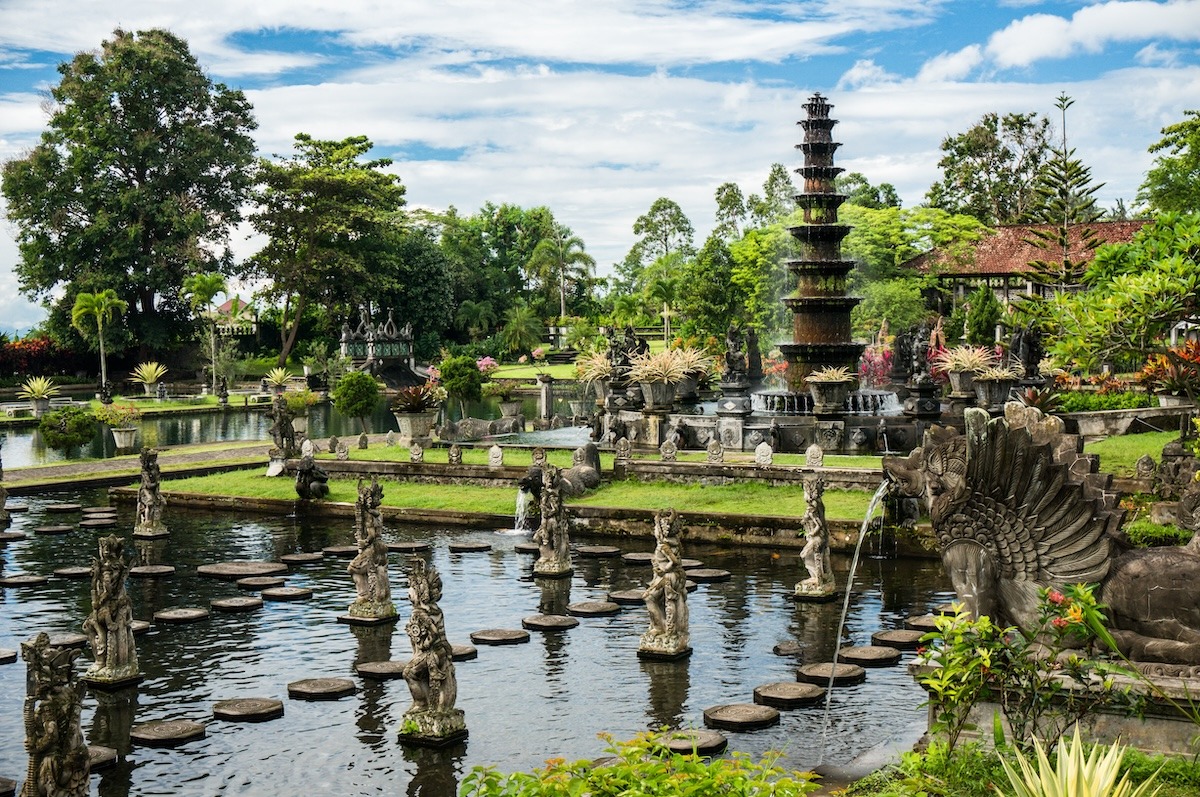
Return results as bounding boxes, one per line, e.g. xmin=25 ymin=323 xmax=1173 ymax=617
xmin=883 ymin=435 xmax=967 ymax=525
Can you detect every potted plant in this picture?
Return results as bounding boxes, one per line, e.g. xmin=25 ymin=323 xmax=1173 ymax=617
xmin=974 ymin=364 xmax=1021 ymax=409
xmin=483 ymin=379 xmax=524 ymax=417
xmin=575 ymin=350 xmax=613 ymax=404
xmin=131 ymin=362 xmax=168 ymax=396
xmin=38 ymin=405 xmax=97 ymax=453
xmin=1139 ymin=349 xmax=1199 ymax=407
xmin=94 ymin=401 xmax=141 ymax=449
xmin=264 ymin=366 xmax=292 ymax=394
xmin=671 ymin=346 xmax=715 ymax=402
xmin=628 ymin=349 xmax=686 ymax=410
xmin=285 ymin=389 xmax=319 ymax=434
xmin=391 ymin=383 xmax=441 ymax=445
xmin=933 ymin=345 xmax=996 ymax=396
xmin=17 ymin=376 xmax=61 ymax=417
xmin=806 ymin=366 xmax=857 ymax=414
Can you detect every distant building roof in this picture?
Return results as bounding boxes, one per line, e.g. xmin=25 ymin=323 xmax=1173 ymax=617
xmin=905 ymin=220 xmax=1150 ymax=277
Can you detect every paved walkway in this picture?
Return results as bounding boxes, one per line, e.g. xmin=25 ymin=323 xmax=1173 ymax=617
xmin=4 ymin=441 xmax=272 ymax=490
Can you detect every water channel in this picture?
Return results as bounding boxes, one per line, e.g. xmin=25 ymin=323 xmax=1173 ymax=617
xmin=0 ymin=486 xmax=952 ymax=795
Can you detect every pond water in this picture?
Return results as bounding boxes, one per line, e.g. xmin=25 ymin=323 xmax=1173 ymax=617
xmin=0 ymin=488 xmax=952 ymax=796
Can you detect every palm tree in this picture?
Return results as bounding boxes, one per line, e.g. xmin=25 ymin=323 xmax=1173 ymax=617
xmin=183 ymin=272 xmax=227 ymax=393
xmin=455 ymin=299 xmax=497 ymax=342
xmin=526 ymin=223 xmax=596 ymax=320
xmin=71 ymin=289 xmax=128 ymax=390
xmin=610 ymin=293 xmax=642 ymax=330
xmin=646 ymin=276 xmax=678 ymax=342
xmin=498 ymin=303 xmax=544 ymax=355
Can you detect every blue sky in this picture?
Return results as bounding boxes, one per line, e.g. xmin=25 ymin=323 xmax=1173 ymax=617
xmin=1 ymin=0 xmax=1198 ymax=335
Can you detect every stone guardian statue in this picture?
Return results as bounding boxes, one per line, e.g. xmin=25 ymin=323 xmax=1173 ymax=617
xmin=794 ymin=478 xmax=836 ymax=600
xmin=21 ymin=633 xmax=89 ymax=797
xmin=639 ymin=509 xmax=691 ymax=659
xmin=133 ymin=449 xmax=167 ymax=538
xmin=344 ymin=479 xmax=396 ymax=624
xmin=533 ymin=465 xmax=573 ymax=578
xmin=400 ymin=559 xmax=467 ymax=746
xmin=81 ymin=535 xmax=141 ymax=687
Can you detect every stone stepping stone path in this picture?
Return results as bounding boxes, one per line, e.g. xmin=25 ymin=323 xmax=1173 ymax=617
xmin=608 ymin=589 xmax=645 ymax=605
xmin=130 ymin=719 xmax=206 ymax=747
xmin=685 ymin=580 xmax=698 ymax=593
xmin=772 ymin=641 xmax=804 ymax=657
xmin=237 ymin=576 xmax=287 ymax=590
xmin=44 ymin=503 xmax=82 ymax=513
xmin=131 ymin=620 xmax=151 ymax=636
xmin=663 ymin=728 xmax=728 ymax=756
xmin=567 ymin=601 xmax=621 ymax=617
xmin=872 ymin=629 xmax=925 ymax=650
xmin=5 ymin=504 xmax=28 ymax=512
xmin=935 ymin=602 xmax=960 ymax=616
xmin=679 ymin=559 xmax=705 ymax=569
xmin=0 ymin=531 xmax=27 ymax=543
xmin=88 ymin=745 xmax=117 ymax=772
xmin=686 ymin=568 xmax=732 ymax=583
xmin=211 ymin=596 xmax=263 ymax=613
xmin=0 ymin=649 xmax=16 ymax=665
xmin=0 ymin=574 xmax=49 ymax=587
xmin=213 ymin=697 xmax=284 ymax=722
xmin=322 ymin=545 xmax=358 ymax=558
xmin=154 ymin=607 xmax=210 ymax=624
xmin=578 ymin=545 xmax=621 ymax=558
xmin=621 ymin=551 xmax=655 ymax=566
xmin=49 ymin=632 xmax=88 ymax=648
xmin=288 ymin=677 xmax=356 ymax=700
xmin=797 ymin=662 xmax=867 ymax=687
xmin=386 ymin=541 xmax=431 ymax=554
xmin=81 ymin=506 xmax=117 ymax=515
xmin=54 ymin=566 xmax=92 ymax=579
xmin=905 ymin=614 xmax=940 ymax=632
xmin=448 ymin=541 xmax=491 ymax=553
xmin=355 ymin=660 xmax=409 ymax=680
xmin=752 ymin=682 xmax=825 ymax=709
xmin=451 ymin=644 xmax=478 ymax=661
xmin=80 ymin=517 xmax=118 ymax=529
xmin=514 ymin=542 xmax=540 ymax=555
xmin=280 ymin=552 xmax=325 ymax=565
xmin=0 ymin=776 xmax=14 ymax=797
xmin=33 ymin=525 xmax=74 ymax=535
xmin=130 ymin=565 xmax=176 ymax=578
xmin=198 ymin=561 xmax=288 ymax=580
xmin=838 ymin=645 xmax=902 ymax=667
xmin=703 ymin=703 xmax=780 ymax=731
xmin=261 ymin=586 xmax=313 ymax=602
xmin=522 ymin=614 xmax=580 ymax=631
xmin=470 ymin=629 xmax=530 ymax=646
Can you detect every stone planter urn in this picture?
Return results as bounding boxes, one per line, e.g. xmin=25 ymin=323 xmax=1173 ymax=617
xmin=947 ymin=370 xmax=976 ymax=396
xmin=393 ymin=410 xmax=439 ymax=446
xmin=1158 ymin=393 xmax=1191 ymax=407
xmin=499 ymin=400 xmax=523 ymax=418
xmin=592 ymin=381 xmax=610 ymax=405
xmin=674 ymin=375 xmax=700 ymax=403
xmin=110 ymin=427 xmax=139 ymax=449
xmin=640 ymin=381 xmax=676 ymax=411
xmin=291 ymin=415 xmax=309 ymax=436
xmin=974 ymin=379 xmax=1015 ymax=410
xmin=30 ymin=397 xmax=51 ymax=417
xmin=807 ymin=381 xmax=853 ymax=415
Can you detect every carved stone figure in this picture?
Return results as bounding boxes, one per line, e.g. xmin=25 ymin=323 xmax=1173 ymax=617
xmin=659 ymin=440 xmax=678 ymax=462
xmin=706 ymin=439 xmax=724 ymax=464
xmin=400 ymin=559 xmax=466 ymax=745
xmin=294 ymin=455 xmax=330 ymax=500
xmin=345 ymin=479 xmax=395 ymax=622
xmin=386 ymin=430 xmax=396 ymax=447
xmin=795 ymin=478 xmax=835 ymax=599
xmin=755 ymin=441 xmax=773 ymax=466
xmin=722 ymin=324 xmax=747 ymax=383
xmin=487 ymin=445 xmax=503 ymax=468
xmin=910 ymin=321 xmax=931 ymax=383
xmin=884 ymin=405 xmax=1200 ymax=664
xmin=447 ymin=444 xmax=463 ymax=466
xmin=217 ymin=377 xmax=228 ymax=405
xmin=336 ymin=443 xmax=350 ymax=461
xmin=358 ymin=431 xmax=369 ymax=450
xmin=266 ymin=394 xmax=297 ymax=458
xmin=532 ymin=447 xmax=547 ymax=468
xmin=805 ymin=443 xmax=824 ymax=467
xmin=665 ymin=420 xmax=685 ymax=450
xmin=81 ymin=536 xmax=140 ymax=686
xmin=639 ymin=509 xmax=690 ymax=659
xmin=615 ymin=437 xmax=632 ymax=463
xmin=133 ymin=449 xmax=167 ymax=537
xmin=533 ymin=464 xmax=572 ymax=578
xmin=21 ymin=632 xmax=89 ymax=797
xmin=327 ymin=435 xmax=339 ymax=454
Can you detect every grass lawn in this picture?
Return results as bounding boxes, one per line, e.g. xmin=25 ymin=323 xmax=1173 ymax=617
xmin=1083 ymin=430 xmax=1178 ymax=477
xmin=318 ymin=446 xmax=613 ymax=470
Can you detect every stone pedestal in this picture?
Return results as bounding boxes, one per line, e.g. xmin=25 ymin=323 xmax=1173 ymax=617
xmin=637 ymin=633 xmax=692 ymax=661
xmin=398 ymin=708 xmax=468 ymax=748
xmin=903 ymin=380 xmax=942 ymax=422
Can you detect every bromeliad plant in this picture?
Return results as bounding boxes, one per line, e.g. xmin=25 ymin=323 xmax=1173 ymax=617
xmin=94 ymin=401 xmax=141 ymax=427
xmin=805 ymin=365 xmax=856 ymax=383
xmin=391 ymin=384 xmax=440 ymax=413
xmin=131 ymin=361 xmax=168 ymax=388
xmin=627 ymin=349 xmax=687 ymax=385
xmin=933 ymin=345 xmax=997 ymax=374
xmin=17 ymin=375 xmax=61 ymax=401
xmin=998 ymin=726 xmax=1161 ymax=797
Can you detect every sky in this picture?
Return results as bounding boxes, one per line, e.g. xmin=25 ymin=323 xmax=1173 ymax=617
xmin=0 ymin=0 xmax=1197 ymax=336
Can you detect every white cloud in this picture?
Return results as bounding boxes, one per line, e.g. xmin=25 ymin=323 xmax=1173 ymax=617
xmin=916 ymin=45 xmax=984 ymax=82
xmin=836 ymin=59 xmax=899 ymax=89
xmin=1136 ymin=42 xmax=1182 ymax=66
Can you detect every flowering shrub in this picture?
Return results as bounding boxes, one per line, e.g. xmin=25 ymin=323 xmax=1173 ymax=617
xmin=1139 ymin=341 xmax=1200 ymax=397
xmin=761 ymin=354 xmax=788 ymax=388
xmin=858 ymin=345 xmax=893 ymax=388
xmin=475 ymin=356 xmax=499 ymax=378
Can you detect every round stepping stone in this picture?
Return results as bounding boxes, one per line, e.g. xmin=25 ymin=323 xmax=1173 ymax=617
xmin=48 ymin=633 xmax=88 ymax=648
xmin=81 ymin=506 xmax=117 ymax=515
xmin=905 ymin=614 xmax=940 ymax=632
xmin=1 ymin=648 xmax=18 ymax=664
xmin=288 ymin=677 xmax=356 ymax=700
xmin=522 ymin=614 xmax=579 ymax=631
xmin=211 ymin=596 xmax=263 ymax=612
xmin=935 ymin=602 xmax=960 ymax=616
xmin=448 ymin=541 xmax=491 ymax=553
xmin=33 ymin=525 xmax=73 ymax=535
xmin=450 ymin=644 xmax=478 ymax=661
xmin=0 ymin=574 xmax=48 ymax=587
xmin=838 ymin=645 xmax=902 ymax=667
xmin=772 ymin=641 xmax=804 ymax=657
xmin=5 ymin=504 xmax=29 ymax=512
xmin=130 ymin=719 xmax=206 ymax=747
xmin=686 ymin=568 xmax=732 ymax=583
xmin=88 ymin=744 xmax=117 ymax=772
xmin=54 ymin=566 xmax=92 ymax=579
xmin=797 ymin=662 xmax=867 ymax=686
xmin=154 ymin=607 xmax=210 ymax=624
xmin=567 ymin=601 xmax=621 ymax=617
xmin=131 ymin=620 xmax=151 ymax=636
xmin=753 ymin=682 xmax=825 ymax=708
xmin=0 ymin=777 xmax=13 ymax=797
xmin=514 ymin=542 xmax=540 ymax=555
xmin=213 ymin=697 xmax=284 ymax=722
xmin=355 ymin=660 xmax=409 ymax=680
xmin=322 ymin=545 xmax=358 ymax=559
xmin=237 ymin=576 xmax=286 ymax=590
xmin=262 ymin=586 xmax=313 ymax=602
xmin=608 ymin=589 xmax=645 ymax=605
xmin=80 ymin=517 xmax=118 ymax=529
xmin=280 ymin=552 xmax=324 ymax=565
xmin=871 ymin=629 xmax=925 ymax=650
xmin=664 ymin=728 xmax=728 ymax=756
xmin=621 ymin=551 xmax=654 ymax=566
xmin=470 ymin=629 xmax=530 ymax=646
xmin=386 ymin=541 xmax=431 ymax=553
xmin=685 ymin=580 xmax=698 ymax=593
xmin=129 ymin=565 xmax=175 ymax=578
xmin=578 ymin=545 xmax=621 ymax=558
xmin=703 ymin=703 xmax=780 ymax=731
xmin=0 ymin=531 xmax=27 ymax=543
xmin=198 ymin=561 xmax=288 ymax=580
xmin=44 ymin=503 xmax=82 ymax=513
xmin=679 ymin=559 xmax=705 ymax=569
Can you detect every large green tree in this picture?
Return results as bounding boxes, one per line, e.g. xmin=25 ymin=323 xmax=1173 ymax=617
xmin=676 ymin=234 xmax=744 ymax=340
xmin=1138 ymin=109 xmax=1200 ymax=213
xmin=617 ymin=197 xmax=694 ymax=292
xmin=182 ymin=271 xmax=226 ymax=393
xmin=835 ymin=172 xmax=901 ymax=209
xmin=243 ymin=134 xmax=406 ymax=366
xmin=1 ymin=28 xmax=257 ymax=354
xmin=748 ymin=163 xmax=797 ymax=226
xmin=841 ymin=205 xmax=989 ymax=285
xmin=70 ymin=289 xmax=127 ymax=388
xmin=525 ymin=222 xmax=595 ymax=319
xmin=925 ymin=111 xmax=1052 ymax=225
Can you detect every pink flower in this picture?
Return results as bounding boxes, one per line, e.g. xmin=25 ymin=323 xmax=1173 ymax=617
xmin=532 ymin=347 xmax=545 ymax=360
xmin=1047 ymin=590 xmax=1065 ymax=606
xmin=1052 ymin=616 xmax=1069 ymax=630
xmin=518 ymin=355 xmax=528 ymax=364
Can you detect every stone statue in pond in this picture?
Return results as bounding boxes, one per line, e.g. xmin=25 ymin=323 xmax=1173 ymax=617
xmin=400 ymin=558 xmax=466 ymax=745
xmin=533 ymin=464 xmax=573 ymax=578
xmin=266 ymin=393 xmax=297 ymax=458
xmin=294 ymin=455 xmax=330 ymax=500
xmin=639 ymin=509 xmax=690 ymax=659
xmin=347 ymin=479 xmax=395 ymax=621
xmin=81 ymin=535 xmax=140 ymax=686
xmin=21 ymin=633 xmax=88 ymax=797
xmin=795 ymin=478 xmax=835 ymax=599
xmin=884 ymin=404 xmax=1200 ymax=665
xmin=133 ymin=448 xmax=167 ymax=537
